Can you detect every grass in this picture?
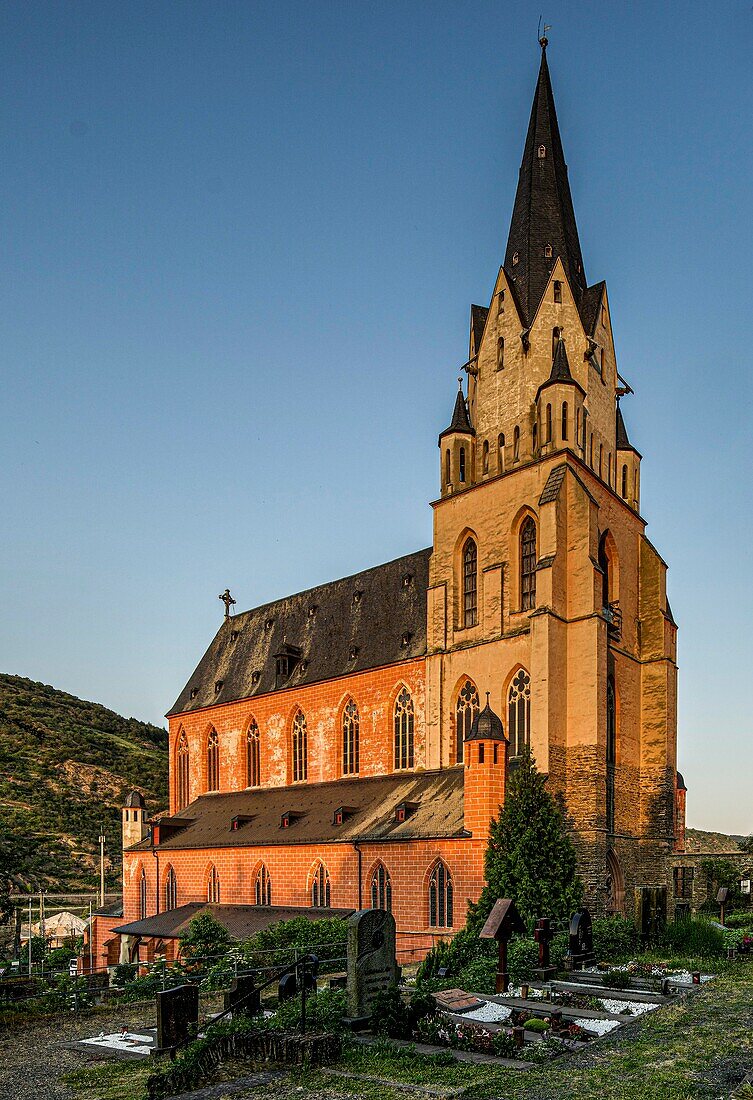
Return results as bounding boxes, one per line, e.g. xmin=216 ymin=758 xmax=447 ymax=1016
xmin=63 ymin=963 xmax=753 ymax=1100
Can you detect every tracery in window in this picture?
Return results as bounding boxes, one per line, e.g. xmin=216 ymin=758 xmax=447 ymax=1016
xmin=429 ymin=861 xmax=453 ymax=928
xmin=292 ymin=709 xmax=308 ymax=782
xmin=311 ymin=862 xmax=331 ymax=908
xmin=520 ymin=516 xmax=537 ymax=611
xmin=462 ymin=537 xmax=478 ymax=628
xmin=455 ymin=679 xmax=480 ymax=764
xmin=394 ymin=687 xmax=415 ymax=770
xmin=255 ymin=864 xmax=272 ymax=906
xmin=508 ymin=668 xmax=531 ymax=756
xmin=370 ymin=863 xmax=392 ymax=911
xmin=342 ymin=698 xmax=360 ymax=775
xmin=206 ymin=728 xmax=219 ymax=792
xmin=164 ymin=867 xmax=177 ymax=911
xmin=207 ymin=865 xmax=220 ymax=903
xmin=246 ymin=720 xmax=260 ymax=788
xmin=176 ymin=730 xmax=190 ymax=810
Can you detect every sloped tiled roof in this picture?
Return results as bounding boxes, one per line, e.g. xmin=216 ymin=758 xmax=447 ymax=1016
xmin=170 ymin=549 xmax=431 ymax=716
xmin=129 ymin=770 xmax=465 ymax=852
xmin=470 ymin=304 xmax=488 ymax=354
xmin=113 ymin=902 xmax=355 ymax=941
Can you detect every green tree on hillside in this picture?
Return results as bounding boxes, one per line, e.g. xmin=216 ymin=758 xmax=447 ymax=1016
xmin=469 ymin=746 xmax=583 ymax=929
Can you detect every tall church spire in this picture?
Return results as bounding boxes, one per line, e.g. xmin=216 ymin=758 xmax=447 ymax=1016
xmin=504 ymin=43 xmax=587 ymax=324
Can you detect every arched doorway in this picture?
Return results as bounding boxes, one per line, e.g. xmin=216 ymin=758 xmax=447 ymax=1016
xmin=606 ymin=849 xmax=626 ymax=916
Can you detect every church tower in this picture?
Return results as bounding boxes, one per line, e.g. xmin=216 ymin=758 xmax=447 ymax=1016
xmin=425 ymin=40 xmax=679 ymax=914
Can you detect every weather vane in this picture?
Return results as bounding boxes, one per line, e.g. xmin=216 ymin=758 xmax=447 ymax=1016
xmin=538 ymin=16 xmax=552 ymax=47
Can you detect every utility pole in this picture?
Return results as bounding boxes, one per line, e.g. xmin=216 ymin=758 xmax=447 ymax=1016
xmin=27 ymin=898 xmax=32 ymax=976
xmin=88 ymin=901 xmax=93 ymax=974
xmin=99 ymin=828 xmax=106 ymax=908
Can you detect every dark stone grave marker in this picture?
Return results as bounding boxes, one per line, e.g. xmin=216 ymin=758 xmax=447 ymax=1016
xmin=479 ymin=898 xmax=526 ymax=992
xmin=567 ymin=908 xmax=595 ymax=970
xmin=155 ymin=983 xmax=199 ymax=1054
xmin=346 ymin=908 xmax=398 ymax=1023
xmin=224 ymin=974 xmax=261 ymax=1017
xmin=533 ymin=917 xmax=557 ymax=979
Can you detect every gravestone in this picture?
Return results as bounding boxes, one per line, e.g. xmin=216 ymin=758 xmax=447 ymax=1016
xmin=155 ymin=983 xmax=199 ymax=1053
xmin=567 ymin=908 xmax=595 ymax=970
xmin=278 ymin=965 xmax=317 ymax=1002
xmin=224 ymin=974 xmax=260 ymax=1017
xmin=479 ymin=898 xmax=526 ymax=992
xmin=346 ymin=908 xmax=398 ymax=1023
xmin=635 ymin=886 xmax=667 ymax=943
xmin=433 ymin=988 xmax=484 ymax=1013
xmin=533 ymin=917 xmax=557 ymax=980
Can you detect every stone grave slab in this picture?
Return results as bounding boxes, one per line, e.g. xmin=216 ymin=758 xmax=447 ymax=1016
xmin=156 ymin=982 xmax=199 ymax=1053
xmin=433 ymin=987 xmax=484 ymax=1013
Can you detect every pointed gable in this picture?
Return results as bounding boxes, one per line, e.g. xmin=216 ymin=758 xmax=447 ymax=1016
xmin=504 ymin=45 xmax=587 ymax=327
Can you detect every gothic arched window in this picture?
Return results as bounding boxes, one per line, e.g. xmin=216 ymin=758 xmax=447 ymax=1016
xmin=561 ymin=401 xmax=569 ymax=440
xmin=621 ymin=464 xmax=628 ymax=499
xmin=311 ymin=863 xmax=331 ymax=908
xmin=292 ymin=709 xmax=308 ymax=782
xmin=513 ymin=426 xmax=520 ymax=462
xmin=342 ymin=698 xmax=360 ymax=775
xmin=544 ymin=243 xmax=553 ymax=258
xmin=497 ymin=434 xmax=505 ymax=474
xmin=370 ymin=863 xmax=392 ymax=911
xmin=139 ymin=867 xmax=147 ymax=920
xmin=206 ymin=728 xmax=219 ymax=792
xmin=508 ymin=668 xmax=531 ymax=756
xmin=394 ymin=687 xmax=415 ymax=770
xmin=246 ymin=720 xmax=260 ymax=788
xmin=546 ymin=404 xmax=552 ymax=442
xmin=497 ymin=336 xmax=505 ymax=370
xmin=207 ymin=865 xmax=220 ymax=904
xmin=455 ymin=679 xmax=480 ymax=764
xmin=429 ymin=861 xmax=453 ymax=928
xmin=552 ymin=326 xmax=561 ymax=357
xmin=520 ymin=516 xmax=537 ymax=611
xmin=459 ymin=447 xmax=466 ymax=483
xmin=553 ymin=279 xmax=562 ymax=303
xmin=176 ymin=730 xmax=190 ymax=811
xmin=445 ymin=449 xmax=451 ymax=486
xmin=255 ymin=864 xmax=272 ymax=906
xmin=164 ymin=867 xmax=177 ymax=912
xmin=483 ymin=439 xmax=489 ymax=473
xmin=462 ymin=537 xmax=478 ymax=628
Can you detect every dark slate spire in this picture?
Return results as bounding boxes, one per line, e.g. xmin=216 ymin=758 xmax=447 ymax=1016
xmin=616 ymin=402 xmax=632 ymax=449
xmin=504 ymin=43 xmax=587 ymax=324
xmin=439 ymin=381 xmax=475 ymax=440
xmin=467 ymin=693 xmax=506 ymax=742
xmin=549 ymin=336 xmax=573 ymax=383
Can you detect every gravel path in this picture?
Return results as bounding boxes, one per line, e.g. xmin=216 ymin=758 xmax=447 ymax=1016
xmin=0 ymin=1003 xmax=158 ymax=1100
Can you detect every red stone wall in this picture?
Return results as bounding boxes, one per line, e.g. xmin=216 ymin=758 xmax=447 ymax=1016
xmin=123 ymin=835 xmax=485 ymax=941
xmin=168 ymin=658 xmax=427 ymax=813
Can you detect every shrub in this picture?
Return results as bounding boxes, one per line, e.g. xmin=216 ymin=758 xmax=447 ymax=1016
xmin=601 ymin=969 xmax=632 ymax=989
xmin=592 ymin=916 xmax=638 ymax=961
xmin=522 ymin=1016 xmax=549 ymax=1032
xmin=659 ymin=916 xmax=726 ymax=958
xmin=456 ymin=957 xmax=496 ymax=994
xmin=370 ymin=983 xmax=410 ymax=1038
xmin=268 ymin=988 xmax=347 ymax=1033
xmin=416 ymin=925 xmax=495 ymax=984
xmin=508 ymin=936 xmax=539 ymax=983
xmin=243 ymin=916 xmax=347 ymax=971
xmin=725 ymin=912 xmax=753 ymax=930
xmin=492 ymin=1030 xmax=518 ymax=1058
xmin=112 ymin=962 xmax=137 ymax=988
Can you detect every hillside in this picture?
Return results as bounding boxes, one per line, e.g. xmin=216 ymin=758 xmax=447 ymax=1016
xmin=0 ymin=673 xmax=168 ymax=891
xmin=685 ymin=827 xmax=746 ymax=853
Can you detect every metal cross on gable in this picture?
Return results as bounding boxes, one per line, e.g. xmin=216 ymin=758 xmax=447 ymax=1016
xmin=219 ymin=588 xmax=236 ymax=619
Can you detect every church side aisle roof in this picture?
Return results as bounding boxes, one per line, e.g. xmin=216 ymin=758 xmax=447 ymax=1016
xmin=127 ymin=769 xmax=464 ymax=850
xmin=169 ymin=547 xmax=432 ymax=716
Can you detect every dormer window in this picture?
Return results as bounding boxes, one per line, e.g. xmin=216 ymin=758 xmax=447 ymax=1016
xmin=553 ymin=280 xmax=562 ymax=303
xmin=395 ymin=801 xmax=419 ymax=823
xmin=308 ymin=604 xmax=318 ymax=618
xmin=230 ymin=630 xmax=239 ymax=642
xmin=280 ymin=810 xmax=304 ymax=829
xmin=274 ymin=644 xmax=302 ymax=686
xmin=352 ymin=590 xmax=363 ymax=606
xmin=538 ymin=144 xmax=546 ymax=159
xmin=544 ymin=244 xmax=552 ymax=259
xmin=264 ymin=617 xmax=274 ymax=631
xmin=348 ymin=645 xmax=359 ymax=660
xmin=512 ymin=251 xmax=519 ymax=265
xmin=214 ymin=680 xmax=224 ymax=695
xmin=401 ymin=573 xmax=413 ymax=588
xmin=251 ymin=670 xmax=261 ymax=684
xmin=401 ymin=630 xmax=412 ymax=647
xmin=230 ymin=814 xmax=255 ymax=832
xmin=333 ymin=805 xmax=357 ymax=826
xmin=190 ymin=688 xmax=198 ymax=700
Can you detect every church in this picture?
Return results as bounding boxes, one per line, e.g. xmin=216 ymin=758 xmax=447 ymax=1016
xmin=103 ymin=44 xmax=684 ymax=968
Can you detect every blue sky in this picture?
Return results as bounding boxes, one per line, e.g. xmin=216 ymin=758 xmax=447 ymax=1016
xmin=1 ymin=1 xmax=751 ymax=832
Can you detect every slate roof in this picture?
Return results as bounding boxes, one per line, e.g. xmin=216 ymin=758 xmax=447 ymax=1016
xmin=439 ymin=387 xmax=474 ymax=440
xmin=470 ymin=304 xmax=489 ymax=353
xmin=579 ymin=282 xmax=605 ymax=336
xmin=93 ymin=900 xmax=124 ymax=919
xmin=616 ymin=403 xmax=641 ymax=457
xmin=113 ymin=903 xmax=354 ymax=941
xmin=539 ymin=464 xmax=568 ymax=505
xmin=676 ymin=771 xmax=686 ymax=791
xmin=504 ymin=45 xmax=587 ymax=326
xmin=467 ymin=700 xmax=506 ymax=743
xmin=170 ymin=548 xmax=431 ymax=716
xmin=128 ymin=770 xmax=465 ymax=852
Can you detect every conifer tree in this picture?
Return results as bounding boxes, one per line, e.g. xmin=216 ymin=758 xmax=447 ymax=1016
xmin=470 ymin=747 xmax=583 ymax=929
